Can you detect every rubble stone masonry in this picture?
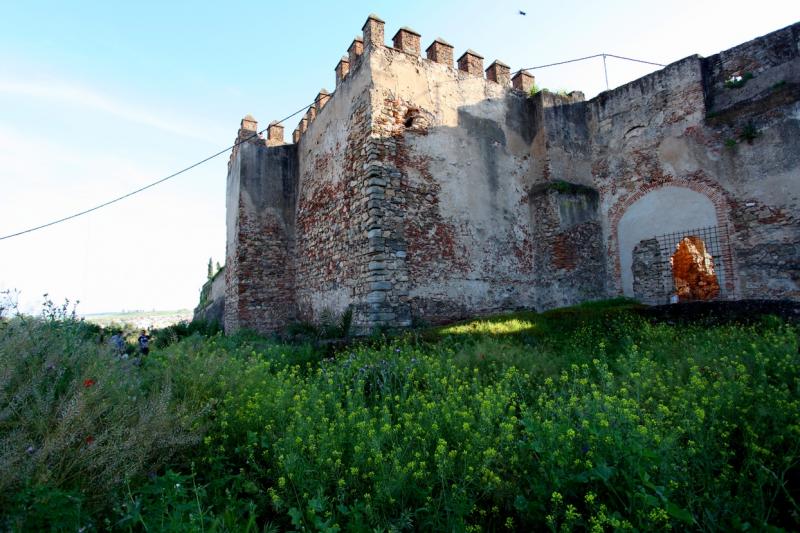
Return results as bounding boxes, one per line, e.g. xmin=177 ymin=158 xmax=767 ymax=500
xmin=212 ymin=16 xmax=800 ymax=334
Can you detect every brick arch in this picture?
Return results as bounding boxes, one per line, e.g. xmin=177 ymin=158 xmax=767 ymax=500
xmin=606 ymin=174 xmax=737 ymax=297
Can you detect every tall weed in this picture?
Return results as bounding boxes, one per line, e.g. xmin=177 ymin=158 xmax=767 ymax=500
xmin=0 ymin=296 xmax=202 ymax=528
xmin=2 ymin=296 xmax=798 ymax=531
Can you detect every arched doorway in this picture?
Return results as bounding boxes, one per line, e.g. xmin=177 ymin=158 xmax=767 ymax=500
xmin=614 ymin=184 xmax=735 ymax=303
xmin=670 ymin=236 xmax=720 ymax=301
xmin=617 ymin=186 xmax=718 ymax=298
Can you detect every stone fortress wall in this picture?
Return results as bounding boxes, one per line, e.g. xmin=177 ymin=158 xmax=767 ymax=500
xmin=214 ymin=15 xmax=799 ymax=334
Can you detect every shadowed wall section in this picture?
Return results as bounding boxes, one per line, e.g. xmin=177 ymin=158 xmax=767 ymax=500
xmin=225 ymin=136 xmax=298 ymax=333
xmin=211 ymin=17 xmax=799 ymax=335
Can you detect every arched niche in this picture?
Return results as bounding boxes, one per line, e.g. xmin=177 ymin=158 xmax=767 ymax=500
xmin=618 ymin=186 xmax=718 ymax=297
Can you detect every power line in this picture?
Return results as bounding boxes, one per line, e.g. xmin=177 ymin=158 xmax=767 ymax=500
xmin=515 ymin=53 xmax=606 ymax=72
xmin=603 ymin=53 xmax=665 ymax=67
xmin=514 ymin=52 xmax=665 ymax=74
xmin=514 ymin=52 xmax=666 ymax=92
xmin=2 ymin=51 xmax=664 ymax=242
xmin=0 ymin=99 xmax=322 ymax=242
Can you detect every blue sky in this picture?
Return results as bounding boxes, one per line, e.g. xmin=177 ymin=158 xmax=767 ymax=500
xmin=1 ymin=1 xmax=798 ymax=314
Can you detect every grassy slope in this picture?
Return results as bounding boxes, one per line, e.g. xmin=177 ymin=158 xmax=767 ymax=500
xmin=2 ymin=299 xmax=799 ymax=531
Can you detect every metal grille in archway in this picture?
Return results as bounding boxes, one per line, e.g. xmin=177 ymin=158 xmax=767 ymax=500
xmin=653 ymin=225 xmax=730 ymax=298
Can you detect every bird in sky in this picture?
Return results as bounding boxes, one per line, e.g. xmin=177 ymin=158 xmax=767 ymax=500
xmin=519 ymin=10 xmax=527 ymax=15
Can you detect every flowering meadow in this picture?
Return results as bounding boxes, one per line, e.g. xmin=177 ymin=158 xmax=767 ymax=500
xmin=1 ymin=297 xmax=799 ymax=531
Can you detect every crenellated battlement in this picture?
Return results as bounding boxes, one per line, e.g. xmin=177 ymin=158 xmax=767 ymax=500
xmin=250 ymin=17 xmax=798 ymax=161
xmin=347 ymin=36 xmax=364 ymax=68
xmin=457 ymin=49 xmax=484 ymax=76
xmin=227 ymin=114 xmax=263 ymax=169
xmin=266 ymin=121 xmax=284 ymax=146
xmin=288 ymin=14 xmax=534 ymax=145
xmin=230 ymin=14 xmax=535 ymax=160
xmin=214 ymin=18 xmax=800 ymax=335
xmin=392 ymin=27 xmax=421 ymax=55
xmin=486 ymin=60 xmax=511 ymax=86
xmin=426 ymin=38 xmax=453 ymax=66
xmin=512 ymin=70 xmax=535 ymax=92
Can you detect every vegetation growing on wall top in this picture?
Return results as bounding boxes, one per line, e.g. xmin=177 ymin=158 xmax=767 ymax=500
xmin=724 ymin=71 xmax=753 ymax=89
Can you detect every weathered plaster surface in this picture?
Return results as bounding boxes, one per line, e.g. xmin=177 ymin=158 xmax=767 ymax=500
xmin=366 ymin=46 xmax=539 ymax=324
xmin=206 ymin=18 xmax=800 ymax=334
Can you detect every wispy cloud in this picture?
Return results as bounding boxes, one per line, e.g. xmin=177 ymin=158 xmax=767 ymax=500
xmin=0 ymin=78 xmax=221 ymax=142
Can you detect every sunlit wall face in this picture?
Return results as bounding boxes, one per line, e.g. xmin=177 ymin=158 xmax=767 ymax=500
xmin=1 ymin=1 xmax=796 ymax=314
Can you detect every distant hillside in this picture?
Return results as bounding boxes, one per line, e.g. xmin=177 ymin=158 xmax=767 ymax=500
xmin=83 ymin=309 xmax=192 ymax=329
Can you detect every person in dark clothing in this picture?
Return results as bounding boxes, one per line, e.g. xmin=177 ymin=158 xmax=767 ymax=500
xmin=138 ymin=330 xmax=150 ymax=356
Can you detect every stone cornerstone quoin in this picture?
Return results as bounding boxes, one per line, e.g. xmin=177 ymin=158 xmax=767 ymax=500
xmin=195 ymin=15 xmax=800 ymax=334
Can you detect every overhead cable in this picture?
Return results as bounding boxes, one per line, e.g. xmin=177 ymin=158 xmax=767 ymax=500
xmin=0 ymin=99 xmax=322 ymax=241
xmin=514 ymin=53 xmax=665 ymax=74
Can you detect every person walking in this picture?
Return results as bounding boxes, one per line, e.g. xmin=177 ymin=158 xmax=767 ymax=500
xmin=110 ymin=330 xmax=126 ymax=357
xmin=138 ymin=330 xmax=151 ymax=356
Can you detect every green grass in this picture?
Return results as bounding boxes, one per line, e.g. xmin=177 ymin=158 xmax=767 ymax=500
xmin=439 ymin=313 xmax=538 ymax=336
xmin=2 ymin=298 xmax=799 ymax=531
